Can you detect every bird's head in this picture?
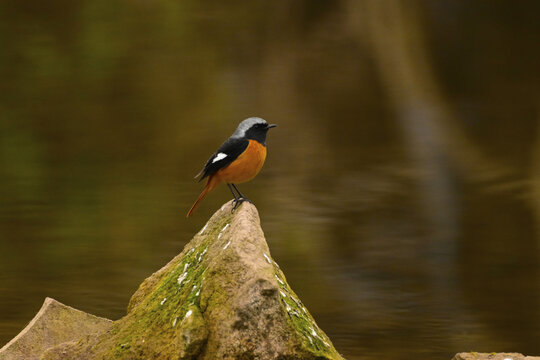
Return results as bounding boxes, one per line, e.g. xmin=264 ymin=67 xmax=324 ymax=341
xmin=232 ymin=117 xmax=277 ymax=144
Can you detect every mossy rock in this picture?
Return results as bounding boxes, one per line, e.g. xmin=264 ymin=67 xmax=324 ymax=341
xmin=7 ymin=201 xmax=344 ymax=360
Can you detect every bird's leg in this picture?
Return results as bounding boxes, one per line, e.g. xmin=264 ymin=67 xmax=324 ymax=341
xmin=228 ymin=184 xmax=243 ymax=211
xmin=227 ymin=183 xmax=242 ymax=212
xmin=230 ymin=184 xmax=251 ymax=211
xmin=228 ymin=183 xmax=242 ymax=212
xmin=227 ymin=183 xmax=240 ymax=201
xmin=232 ymin=184 xmax=252 ymax=203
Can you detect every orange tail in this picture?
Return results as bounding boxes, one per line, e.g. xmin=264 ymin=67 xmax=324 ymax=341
xmin=186 ymin=176 xmax=220 ymax=217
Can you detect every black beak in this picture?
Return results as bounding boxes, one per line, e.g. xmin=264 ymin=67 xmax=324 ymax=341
xmin=267 ymin=124 xmax=277 ymax=129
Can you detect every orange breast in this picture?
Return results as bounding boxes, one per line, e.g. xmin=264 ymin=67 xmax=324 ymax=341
xmin=216 ymin=140 xmax=267 ymax=184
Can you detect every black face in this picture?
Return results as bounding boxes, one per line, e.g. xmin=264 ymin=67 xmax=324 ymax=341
xmin=245 ymin=123 xmax=275 ymax=145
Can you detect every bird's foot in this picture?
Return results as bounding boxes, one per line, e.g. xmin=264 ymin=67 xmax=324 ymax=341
xmin=231 ymin=197 xmax=252 ymax=212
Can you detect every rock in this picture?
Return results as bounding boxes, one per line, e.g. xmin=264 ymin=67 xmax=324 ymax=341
xmin=0 ymin=297 xmax=111 ymax=360
xmin=453 ymin=353 xmax=540 ymax=360
xmin=7 ymin=201 xmax=343 ymax=360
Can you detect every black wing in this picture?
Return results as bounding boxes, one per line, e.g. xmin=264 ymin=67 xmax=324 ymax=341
xmin=196 ymin=136 xmax=249 ymax=181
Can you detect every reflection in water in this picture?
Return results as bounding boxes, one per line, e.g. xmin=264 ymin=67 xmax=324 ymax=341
xmin=1 ymin=1 xmax=539 ymax=359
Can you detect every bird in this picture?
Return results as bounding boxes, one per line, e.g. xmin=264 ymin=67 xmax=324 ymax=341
xmin=186 ymin=117 xmax=277 ymax=217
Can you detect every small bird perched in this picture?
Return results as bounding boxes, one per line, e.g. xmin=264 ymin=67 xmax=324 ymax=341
xmin=186 ymin=117 xmax=277 ymax=217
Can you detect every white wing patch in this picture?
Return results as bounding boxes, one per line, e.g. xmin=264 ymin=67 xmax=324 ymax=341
xmin=212 ymin=152 xmax=228 ymax=163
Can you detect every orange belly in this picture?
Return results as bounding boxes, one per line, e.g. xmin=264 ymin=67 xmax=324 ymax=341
xmin=216 ymin=139 xmax=267 ymax=184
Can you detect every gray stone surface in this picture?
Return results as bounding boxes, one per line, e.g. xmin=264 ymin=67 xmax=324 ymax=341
xmin=453 ymin=353 xmax=540 ymax=360
xmin=0 ymin=297 xmax=111 ymax=360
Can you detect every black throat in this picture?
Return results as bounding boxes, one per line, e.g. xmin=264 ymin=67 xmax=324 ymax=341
xmin=245 ymin=127 xmax=269 ymax=146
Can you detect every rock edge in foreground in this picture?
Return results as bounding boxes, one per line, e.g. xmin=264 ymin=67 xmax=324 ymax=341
xmin=0 ymin=297 xmax=111 ymax=360
xmin=453 ymin=353 xmax=540 ymax=360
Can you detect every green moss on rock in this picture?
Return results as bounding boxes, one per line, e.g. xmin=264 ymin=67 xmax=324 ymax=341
xmin=39 ymin=201 xmax=344 ymax=360
xmin=273 ymin=263 xmax=339 ymax=358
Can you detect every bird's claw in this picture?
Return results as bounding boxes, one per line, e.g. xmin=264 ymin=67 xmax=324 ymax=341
xmin=231 ymin=197 xmax=252 ymax=212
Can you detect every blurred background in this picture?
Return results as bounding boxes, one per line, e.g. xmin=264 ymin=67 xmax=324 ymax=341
xmin=1 ymin=1 xmax=539 ymax=359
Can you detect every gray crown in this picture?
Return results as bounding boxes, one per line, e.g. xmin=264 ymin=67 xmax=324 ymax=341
xmin=232 ymin=117 xmax=268 ymax=138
